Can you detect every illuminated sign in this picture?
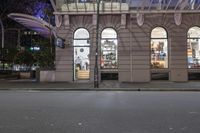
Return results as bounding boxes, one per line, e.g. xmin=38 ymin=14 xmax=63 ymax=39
xmin=55 ymin=38 xmax=65 ymax=48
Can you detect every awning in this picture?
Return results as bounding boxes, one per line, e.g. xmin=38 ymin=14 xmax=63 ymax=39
xmin=54 ymin=0 xmax=200 ymax=13
xmin=8 ymin=13 xmax=56 ymax=38
xmin=53 ymin=0 xmax=200 ymax=26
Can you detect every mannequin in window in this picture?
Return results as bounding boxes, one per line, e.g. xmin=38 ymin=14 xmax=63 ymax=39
xmin=75 ymin=56 xmax=82 ymax=70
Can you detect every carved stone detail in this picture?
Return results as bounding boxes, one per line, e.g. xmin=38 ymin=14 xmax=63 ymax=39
xmin=174 ymin=13 xmax=182 ymax=26
xmin=64 ymin=15 xmax=70 ymax=27
xmin=136 ymin=13 xmax=144 ymax=26
xmin=55 ymin=15 xmax=62 ymax=27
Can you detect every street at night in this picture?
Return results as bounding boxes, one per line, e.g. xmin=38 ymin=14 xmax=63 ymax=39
xmin=0 ymin=91 xmax=200 ymax=133
xmin=2 ymin=0 xmax=200 ymax=133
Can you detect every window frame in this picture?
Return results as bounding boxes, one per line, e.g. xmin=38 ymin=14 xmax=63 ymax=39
xmin=150 ymin=27 xmax=169 ymax=69
xmin=187 ymin=26 xmax=200 ymax=69
xmin=101 ymin=28 xmax=118 ymax=69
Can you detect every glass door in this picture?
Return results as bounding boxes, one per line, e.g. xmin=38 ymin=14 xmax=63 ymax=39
xmin=74 ymin=47 xmax=90 ymax=80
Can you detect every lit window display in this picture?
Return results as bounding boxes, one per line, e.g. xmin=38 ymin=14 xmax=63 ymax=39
xmin=101 ymin=28 xmax=118 ymax=69
xmin=151 ymin=27 xmax=168 ymax=69
xmin=187 ymin=26 xmax=200 ymax=68
xmin=73 ymin=28 xmax=90 ymax=80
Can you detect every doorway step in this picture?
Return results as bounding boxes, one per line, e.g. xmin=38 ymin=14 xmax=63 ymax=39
xmin=77 ymin=70 xmax=89 ymax=79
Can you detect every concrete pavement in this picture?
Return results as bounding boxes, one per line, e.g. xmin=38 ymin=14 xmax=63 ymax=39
xmin=0 ymin=79 xmax=200 ymax=91
xmin=0 ymin=91 xmax=200 ymax=133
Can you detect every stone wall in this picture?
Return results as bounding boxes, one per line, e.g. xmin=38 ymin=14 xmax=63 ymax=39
xmin=55 ymin=13 xmax=200 ymax=82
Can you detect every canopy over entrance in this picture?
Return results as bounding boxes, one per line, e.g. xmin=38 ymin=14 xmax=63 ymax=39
xmin=8 ymin=13 xmax=56 ymax=38
xmin=54 ymin=0 xmax=200 ymax=13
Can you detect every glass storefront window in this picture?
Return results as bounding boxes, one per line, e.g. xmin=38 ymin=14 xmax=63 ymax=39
xmin=73 ymin=28 xmax=90 ymax=80
xmin=187 ymin=26 xmax=200 ymax=69
xmin=74 ymin=28 xmax=90 ymax=46
xmin=101 ymin=28 xmax=118 ymax=69
xmin=151 ymin=27 xmax=168 ymax=69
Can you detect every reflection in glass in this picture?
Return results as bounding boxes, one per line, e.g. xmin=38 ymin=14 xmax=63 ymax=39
xmin=74 ymin=28 xmax=89 ymax=39
xmin=187 ymin=27 xmax=200 ymax=68
xmin=101 ymin=28 xmax=118 ymax=69
xmin=73 ymin=28 xmax=90 ymax=80
xmin=151 ymin=27 xmax=168 ymax=69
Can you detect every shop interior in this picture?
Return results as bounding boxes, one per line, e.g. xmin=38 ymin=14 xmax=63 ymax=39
xmin=151 ymin=39 xmax=168 ymax=69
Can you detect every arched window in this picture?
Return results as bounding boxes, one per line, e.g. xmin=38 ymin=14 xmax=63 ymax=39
xmin=151 ymin=27 xmax=168 ymax=69
xmin=74 ymin=28 xmax=90 ymax=46
xmin=101 ymin=28 xmax=118 ymax=69
xmin=73 ymin=28 xmax=90 ymax=80
xmin=187 ymin=26 xmax=200 ymax=69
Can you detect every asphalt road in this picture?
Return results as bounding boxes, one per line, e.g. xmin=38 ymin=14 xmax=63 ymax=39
xmin=0 ymin=91 xmax=200 ymax=133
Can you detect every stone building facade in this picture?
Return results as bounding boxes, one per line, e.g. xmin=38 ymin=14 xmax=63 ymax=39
xmin=52 ymin=1 xmax=200 ymax=83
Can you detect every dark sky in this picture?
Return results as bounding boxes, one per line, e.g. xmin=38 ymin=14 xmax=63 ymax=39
xmin=0 ymin=0 xmax=52 ymax=28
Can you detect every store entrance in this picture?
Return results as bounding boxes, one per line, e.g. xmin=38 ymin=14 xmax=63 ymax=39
xmin=100 ymin=28 xmax=118 ymax=81
xmin=74 ymin=47 xmax=90 ymax=81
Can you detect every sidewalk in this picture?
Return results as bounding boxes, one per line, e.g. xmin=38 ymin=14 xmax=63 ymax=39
xmin=1 ymin=79 xmax=200 ymax=91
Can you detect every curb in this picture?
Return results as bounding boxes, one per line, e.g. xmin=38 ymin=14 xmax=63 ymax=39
xmin=0 ymin=88 xmax=200 ymax=91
